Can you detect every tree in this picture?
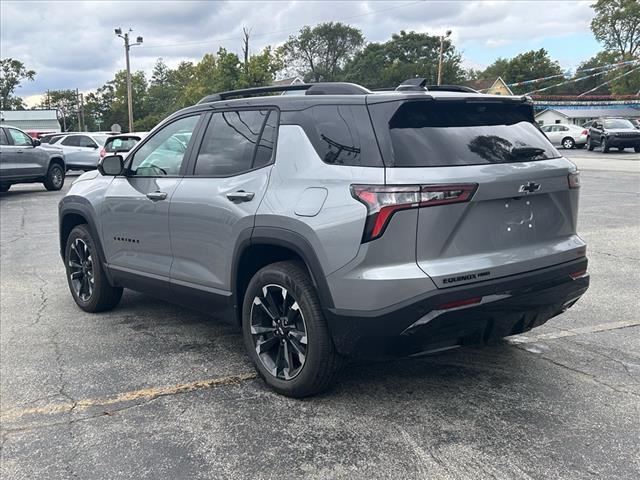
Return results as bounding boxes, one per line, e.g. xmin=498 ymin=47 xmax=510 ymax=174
xmin=0 ymin=58 xmax=36 ymax=110
xmin=343 ymin=30 xmax=464 ymax=89
xmin=591 ymin=0 xmax=640 ymax=58
xmin=279 ymin=22 xmax=364 ymax=82
xmin=39 ymin=90 xmax=78 ymax=131
xmin=479 ymin=49 xmax=563 ymax=94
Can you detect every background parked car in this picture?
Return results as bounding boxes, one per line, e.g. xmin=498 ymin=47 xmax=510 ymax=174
xmin=587 ymin=117 xmax=640 ymax=153
xmin=57 ymin=133 xmax=110 ymax=170
xmin=629 ymin=118 xmax=640 ymax=130
xmin=99 ymin=132 xmax=148 ymax=161
xmin=0 ymin=125 xmax=66 ymax=192
xmin=540 ymin=124 xmax=587 ymax=149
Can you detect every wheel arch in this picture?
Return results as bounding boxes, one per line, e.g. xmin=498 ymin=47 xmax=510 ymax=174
xmin=48 ymin=156 xmax=65 ymax=170
xmin=232 ymin=227 xmax=334 ymax=325
xmin=59 ymin=202 xmax=107 ymax=268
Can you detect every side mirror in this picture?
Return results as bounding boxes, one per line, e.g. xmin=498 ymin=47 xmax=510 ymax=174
xmin=98 ymin=154 xmax=124 ymax=176
xmin=33 ymin=139 xmax=41 ymax=147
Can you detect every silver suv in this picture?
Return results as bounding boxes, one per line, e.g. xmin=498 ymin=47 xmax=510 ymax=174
xmin=1 ymin=125 xmax=66 ymax=192
xmin=59 ymin=81 xmax=590 ymax=397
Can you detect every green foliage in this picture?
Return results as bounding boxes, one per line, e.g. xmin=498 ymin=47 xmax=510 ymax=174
xmin=0 ymin=58 xmax=36 ymax=110
xmin=591 ymin=0 xmax=640 ymax=57
xmin=342 ymin=30 xmax=464 ymax=89
xmin=38 ymin=89 xmax=78 ymax=131
xmin=279 ymin=22 xmax=364 ymax=82
xmin=479 ymin=49 xmax=563 ymax=94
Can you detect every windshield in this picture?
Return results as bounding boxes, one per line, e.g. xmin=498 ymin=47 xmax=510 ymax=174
xmin=369 ymin=100 xmax=560 ymax=167
xmin=604 ymin=119 xmax=634 ymax=129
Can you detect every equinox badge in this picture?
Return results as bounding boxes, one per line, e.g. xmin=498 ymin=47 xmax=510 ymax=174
xmin=519 ymin=182 xmax=541 ymax=194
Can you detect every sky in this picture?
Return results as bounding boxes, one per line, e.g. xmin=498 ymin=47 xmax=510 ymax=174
xmin=1 ymin=0 xmax=601 ymax=106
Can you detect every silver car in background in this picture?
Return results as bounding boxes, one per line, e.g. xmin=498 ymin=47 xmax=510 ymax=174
xmin=540 ymin=124 xmax=588 ymax=149
xmin=57 ymin=133 xmax=110 ymax=170
xmin=99 ymin=132 xmax=148 ymax=162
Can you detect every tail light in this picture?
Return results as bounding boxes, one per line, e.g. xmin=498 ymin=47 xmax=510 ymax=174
xmin=351 ymin=183 xmax=477 ymax=242
xmin=581 ymin=129 xmax=588 ymax=136
xmin=568 ymin=171 xmax=581 ymax=189
xmin=99 ymin=148 xmax=106 ymax=159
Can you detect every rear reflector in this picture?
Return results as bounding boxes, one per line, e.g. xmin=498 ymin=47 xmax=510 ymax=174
xmin=437 ymin=297 xmax=482 ymax=310
xmin=351 ymin=183 xmax=477 ymax=242
xmin=569 ymin=270 xmax=588 ymax=279
xmin=568 ymin=171 xmax=580 ymax=189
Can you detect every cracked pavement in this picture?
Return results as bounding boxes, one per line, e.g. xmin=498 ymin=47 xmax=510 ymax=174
xmin=1 ymin=150 xmax=639 ymax=479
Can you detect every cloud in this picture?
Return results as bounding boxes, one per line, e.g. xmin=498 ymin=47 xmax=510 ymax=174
xmin=0 ymin=0 xmax=597 ymax=102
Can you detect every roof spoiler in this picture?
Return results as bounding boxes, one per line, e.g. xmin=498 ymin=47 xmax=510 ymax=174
xmin=197 ymin=82 xmax=370 ymax=104
xmin=395 ymin=78 xmax=478 ymax=94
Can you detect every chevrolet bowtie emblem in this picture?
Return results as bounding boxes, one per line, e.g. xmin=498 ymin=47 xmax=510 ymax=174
xmin=519 ymin=182 xmax=541 ymax=194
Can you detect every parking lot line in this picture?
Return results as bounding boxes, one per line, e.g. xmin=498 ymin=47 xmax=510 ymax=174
xmin=508 ymin=319 xmax=640 ymax=344
xmin=2 ymin=320 xmax=638 ymax=426
xmin=1 ymin=372 xmax=257 ymax=423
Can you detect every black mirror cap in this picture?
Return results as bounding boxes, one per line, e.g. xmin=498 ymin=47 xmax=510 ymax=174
xmin=33 ymin=139 xmax=41 ymax=147
xmin=98 ymin=154 xmax=124 ymax=176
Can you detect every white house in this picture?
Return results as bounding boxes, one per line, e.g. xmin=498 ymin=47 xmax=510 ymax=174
xmin=0 ymin=109 xmax=61 ymax=135
xmin=535 ymin=107 xmax=640 ymax=126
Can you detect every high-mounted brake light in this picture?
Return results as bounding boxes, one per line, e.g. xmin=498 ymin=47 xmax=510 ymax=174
xmin=568 ymin=171 xmax=581 ymax=189
xmin=351 ymin=183 xmax=478 ymax=242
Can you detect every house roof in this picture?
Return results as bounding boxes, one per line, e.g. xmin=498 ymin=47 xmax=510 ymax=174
xmin=535 ymin=107 xmax=640 ymax=119
xmin=271 ymin=77 xmax=303 ymax=86
xmin=0 ymin=109 xmax=61 ymax=132
xmin=463 ymin=77 xmax=513 ymax=95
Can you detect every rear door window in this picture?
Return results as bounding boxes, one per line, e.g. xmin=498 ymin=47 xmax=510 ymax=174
xmin=193 ymin=109 xmax=277 ymax=177
xmin=61 ymin=135 xmax=80 ymax=146
xmin=0 ymin=129 xmax=8 ymax=146
xmin=368 ymin=100 xmax=560 ymax=167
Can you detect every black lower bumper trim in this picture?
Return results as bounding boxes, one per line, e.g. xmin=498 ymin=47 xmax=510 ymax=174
xmin=324 ymin=258 xmax=589 ymax=357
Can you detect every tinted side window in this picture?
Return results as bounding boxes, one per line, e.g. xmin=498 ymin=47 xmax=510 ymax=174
xmin=281 ymin=105 xmax=383 ymax=167
xmin=8 ymin=128 xmax=33 ymax=147
xmin=194 ymin=110 xmax=272 ymax=176
xmin=0 ymin=129 xmax=8 ymax=146
xmin=77 ymin=135 xmax=97 ymax=148
xmin=61 ymin=136 xmax=80 ymax=146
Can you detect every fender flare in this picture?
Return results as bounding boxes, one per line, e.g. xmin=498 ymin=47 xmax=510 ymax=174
xmin=58 ymin=198 xmax=107 ymax=268
xmin=231 ymin=226 xmax=335 ymax=311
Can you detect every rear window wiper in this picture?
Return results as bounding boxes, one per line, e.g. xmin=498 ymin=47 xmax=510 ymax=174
xmin=510 ymin=146 xmax=545 ymax=160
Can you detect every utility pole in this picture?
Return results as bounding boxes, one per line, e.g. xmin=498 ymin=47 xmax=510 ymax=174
xmin=437 ymin=30 xmax=452 ymax=86
xmin=115 ymin=28 xmax=143 ymax=132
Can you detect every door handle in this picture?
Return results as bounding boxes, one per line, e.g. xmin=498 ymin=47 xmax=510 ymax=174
xmin=16 ymin=150 xmax=23 ymax=154
xmin=226 ymin=190 xmax=255 ymax=202
xmin=146 ymin=191 xmax=168 ymax=201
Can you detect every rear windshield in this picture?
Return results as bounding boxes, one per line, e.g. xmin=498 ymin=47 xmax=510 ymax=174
xmin=93 ymin=135 xmax=109 ymax=146
xmin=369 ymin=100 xmax=560 ymax=167
xmin=105 ymin=136 xmax=139 ymax=152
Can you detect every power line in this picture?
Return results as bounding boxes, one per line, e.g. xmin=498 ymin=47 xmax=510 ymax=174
xmin=138 ymin=0 xmax=425 ymax=50
xmin=524 ymin=63 xmax=630 ymax=95
xmin=578 ymin=66 xmax=640 ymax=97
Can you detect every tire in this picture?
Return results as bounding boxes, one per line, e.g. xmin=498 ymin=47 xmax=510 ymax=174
xmin=587 ymin=137 xmax=594 ymax=151
xmin=43 ymin=163 xmax=65 ymax=191
xmin=242 ymin=261 xmax=342 ymax=398
xmin=0 ymin=184 xmax=10 ymax=193
xmin=64 ymin=224 xmax=123 ymax=312
xmin=602 ymin=137 xmax=610 ymax=153
xmin=561 ymin=137 xmax=575 ymax=149
xmin=635 ymin=146 xmax=640 ymax=153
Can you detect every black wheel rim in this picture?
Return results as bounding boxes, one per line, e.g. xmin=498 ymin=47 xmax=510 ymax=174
xmin=52 ymin=167 xmax=63 ymax=188
xmin=69 ymin=238 xmax=94 ymax=302
xmin=250 ymin=284 xmax=308 ymax=380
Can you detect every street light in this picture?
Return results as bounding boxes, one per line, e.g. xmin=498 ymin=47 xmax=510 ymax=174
xmin=437 ymin=30 xmax=452 ymax=86
xmin=115 ymin=27 xmax=143 ymax=132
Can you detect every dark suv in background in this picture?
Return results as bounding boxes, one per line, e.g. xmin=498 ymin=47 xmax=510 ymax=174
xmin=586 ymin=117 xmax=640 ymax=152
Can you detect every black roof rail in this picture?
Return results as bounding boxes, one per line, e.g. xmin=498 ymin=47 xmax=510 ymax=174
xmin=198 ymin=84 xmax=310 ymax=104
xmin=197 ymin=82 xmax=371 ymax=104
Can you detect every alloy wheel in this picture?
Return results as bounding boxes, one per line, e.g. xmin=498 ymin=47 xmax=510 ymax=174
xmin=68 ymin=238 xmax=94 ymax=302
xmin=52 ymin=167 xmax=63 ymax=188
xmin=250 ymin=284 xmax=308 ymax=380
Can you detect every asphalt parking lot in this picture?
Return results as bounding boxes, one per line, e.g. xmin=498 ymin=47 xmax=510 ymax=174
xmin=1 ymin=149 xmax=639 ymax=479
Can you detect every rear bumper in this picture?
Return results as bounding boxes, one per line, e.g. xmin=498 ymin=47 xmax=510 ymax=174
xmin=324 ymin=257 xmax=589 ymax=357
